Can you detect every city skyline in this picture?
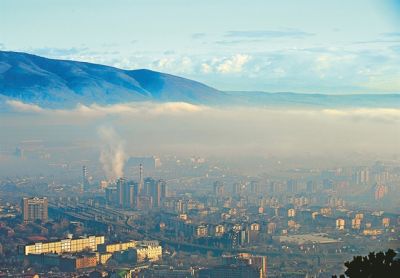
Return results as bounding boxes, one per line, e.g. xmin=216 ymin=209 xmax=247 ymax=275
xmin=0 ymin=1 xmax=399 ymax=277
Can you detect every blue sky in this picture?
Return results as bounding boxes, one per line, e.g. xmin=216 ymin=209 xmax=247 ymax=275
xmin=1 ymin=0 xmax=400 ymax=93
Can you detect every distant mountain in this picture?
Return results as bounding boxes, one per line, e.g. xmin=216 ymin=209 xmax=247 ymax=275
xmin=224 ymin=91 xmax=400 ymax=108
xmin=0 ymin=51 xmax=224 ymax=108
xmin=0 ymin=51 xmax=399 ymax=109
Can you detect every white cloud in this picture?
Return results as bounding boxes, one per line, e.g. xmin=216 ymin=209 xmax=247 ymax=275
xmin=201 ymin=63 xmax=212 ymax=74
xmin=150 ymin=102 xmax=204 ymax=114
xmin=152 ymin=56 xmax=194 ymax=74
xmin=358 ymin=72 xmax=400 ymax=92
xmin=6 ymin=100 xmax=44 ymax=113
xmin=321 ymin=108 xmax=400 ymax=122
xmin=154 ymin=57 xmax=174 ymax=69
xmin=216 ymin=54 xmax=251 ymax=74
xmin=6 ymin=100 xmax=207 ymax=118
xmin=15 ymin=39 xmax=400 ymax=93
xmin=7 ymin=99 xmax=400 ymax=124
xmin=198 ymin=54 xmax=252 ymax=75
xmin=314 ymin=54 xmax=355 ymax=78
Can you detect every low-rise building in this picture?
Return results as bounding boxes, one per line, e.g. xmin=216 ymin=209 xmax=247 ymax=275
xmin=133 ymin=245 xmax=162 ymax=263
xmin=20 ymin=235 xmax=105 ymax=255
xmin=26 ymin=253 xmax=97 ymax=272
xmin=98 ymin=240 xmax=137 ymax=253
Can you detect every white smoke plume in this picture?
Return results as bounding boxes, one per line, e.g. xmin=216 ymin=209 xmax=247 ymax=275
xmin=98 ymin=126 xmax=126 ymax=180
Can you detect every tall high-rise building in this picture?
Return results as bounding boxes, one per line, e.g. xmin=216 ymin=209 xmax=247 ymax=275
xmin=144 ymin=178 xmax=167 ymax=208
xmin=107 ymin=167 xmax=166 ymax=209
xmin=156 ymin=179 xmax=167 ymax=207
xmin=82 ymin=165 xmax=88 ymax=190
xmin=22 ymin=197 xmax=48 ymax=223
xmin=130 ymin=182 xmax=139 ymax=208
xmin=249 ymin=181 xmax=260 ymax=194
xmin=138 ymin=164 xmax=144 ymax=195
xmin=232 ymin=182 xmax=243 ymax=196
xmin=105 ymin=187 xmax=117 ymax=205
xmin=213 ymin=181 xmax=224 ymax=197
xmin=160 ymin=179 xmax=167 ymax=200
xmin=15 ymin=147 xmax=25 ymax=159
xmin=323 ymin=179 xmax=334 ymax=190
xmin=306 ymin=180 xmax=317 ymax=193
xmin=374 ymin=183 xmax=388 ymax=200
xmin=353 ymin=168 xmax=370 ymax=185
xmin=117 ymin=178 xmax=128 ymax=207
xmin=287 ymin=179 xmax=298 ymax=193
xmin=116 ymin=178 xmax=139 ymax=208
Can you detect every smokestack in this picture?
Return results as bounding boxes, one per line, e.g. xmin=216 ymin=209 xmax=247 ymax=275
xmin=82 ymin=165 xmax=88 ymax=190
xmin=139 ymin=163 xmax=144 ymax=194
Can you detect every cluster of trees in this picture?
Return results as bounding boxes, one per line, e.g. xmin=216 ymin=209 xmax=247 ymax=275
xmin=333 ymin=249 xmax=400 ymax=278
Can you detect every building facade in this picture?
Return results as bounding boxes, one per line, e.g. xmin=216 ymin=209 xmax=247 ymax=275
xmin=22 ymin=197 xmax=48 ymax=223
xmin=21 ymin=235 xmax=105 ymax=255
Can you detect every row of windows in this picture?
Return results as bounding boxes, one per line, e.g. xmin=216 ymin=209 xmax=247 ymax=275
xmin=24 ymin=236 xmax=105 ymax=255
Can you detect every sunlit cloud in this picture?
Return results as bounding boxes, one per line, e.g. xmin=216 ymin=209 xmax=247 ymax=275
xmin=6 ymin=99 xmax=400 ymax=123
xmin=151 ymin=56 xmax=194 ymax=74
xmin=6 ymin=100 xmax=45 ymax=113
xmin=6 ymin=100 xmax=207 ymax=118
xmin=321 ymin=108 xmax=400 ymax=122
xmin=199 ymin=54 xmax=252 ymax=74
xmin=216 ymin=54 xmax=251 ymax=74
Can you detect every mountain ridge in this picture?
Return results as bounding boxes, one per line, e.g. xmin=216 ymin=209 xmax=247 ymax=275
xmin=0 ymin=51 xmax=224 ymax=108
xmin=0 ymin=50 xmax=399 ymax=109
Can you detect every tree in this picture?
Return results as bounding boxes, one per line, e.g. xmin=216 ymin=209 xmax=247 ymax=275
xmin=333 ymin=249 xmax=400 ymax=278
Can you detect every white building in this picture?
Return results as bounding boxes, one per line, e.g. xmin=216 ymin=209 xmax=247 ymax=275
xmin=132 ymin=245 xmax=162 ymax=262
